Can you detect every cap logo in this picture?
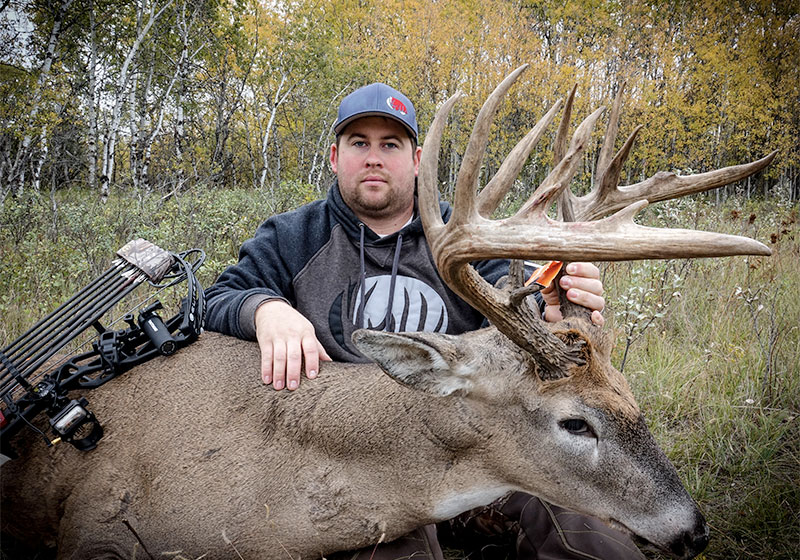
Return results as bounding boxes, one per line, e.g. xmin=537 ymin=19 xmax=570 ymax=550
xmin=386 ymin=96 xmax=407 ymax=116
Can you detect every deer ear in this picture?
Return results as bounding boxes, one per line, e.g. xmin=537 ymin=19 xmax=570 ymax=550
xmin=352 ymin=330 xmax=473 ymax=397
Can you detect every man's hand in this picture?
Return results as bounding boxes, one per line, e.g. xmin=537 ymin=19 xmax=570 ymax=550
xmin=541 ymin=262 xmax=605 ymax=326
xmin=254 ymin=300 xmax=331 ymax=390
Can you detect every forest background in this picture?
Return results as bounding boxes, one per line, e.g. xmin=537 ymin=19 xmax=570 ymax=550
xmin=1 ymin=0 xmax=799 ymax=559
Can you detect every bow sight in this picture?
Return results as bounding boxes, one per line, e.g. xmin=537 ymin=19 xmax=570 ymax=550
xmin=0 ymin=239 xmax=205 ymax=463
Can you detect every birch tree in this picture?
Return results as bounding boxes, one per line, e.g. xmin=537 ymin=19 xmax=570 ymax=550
xmin=98 ymin=0 xmax=173 ymax=200
xmin=85 ymin=2 xmax=99 ymax=191
xmin=11 ymin=0 xmax=75 ymax=197
xmin=171 ymin=0 xmax=202 ymax=193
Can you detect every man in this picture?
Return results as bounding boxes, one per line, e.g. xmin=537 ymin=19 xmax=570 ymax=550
xmin=205 ymin=82 xmax=643 ymax=559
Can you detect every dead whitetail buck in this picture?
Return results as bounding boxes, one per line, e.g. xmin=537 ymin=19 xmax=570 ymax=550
xmin=1 ymin=66 xmax=772 ymax=560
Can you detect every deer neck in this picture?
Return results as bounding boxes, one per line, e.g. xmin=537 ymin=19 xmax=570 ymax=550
xmin=269 ymin=366 xmax=516 ymax=526
xmin=278 ymin=368 xmax=489 ymax=459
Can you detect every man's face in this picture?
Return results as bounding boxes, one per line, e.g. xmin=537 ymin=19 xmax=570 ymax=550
xmin=330 ymin=116 xmax=422 ymax=223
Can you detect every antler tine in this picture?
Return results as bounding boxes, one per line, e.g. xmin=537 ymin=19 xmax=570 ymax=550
xmin=596 ymin=82 xmax=626 ymax=182
xmin=593 ymin=125 xmax=643 ymax=209
xmin=451 ymin=64 xmax=530 ymax=226
xmin=555 ymin=85 xmax=578 ymax=222
xmin=575 ymin=150 xmax=778 ymax=221
xmin=585 ymin=200 xmax=771 ymax=259
xmin=510 ymin=107 xmax=606 ymax=222
xmin=554 ymin=84 xmax=577 ymax=164
xmin=565 ymin=84 xmax=778 ymax=222
xmin=418 ymin=92 xmax=463 ymax=236
xmin=476 ymin=99 xmax=563 ymax=218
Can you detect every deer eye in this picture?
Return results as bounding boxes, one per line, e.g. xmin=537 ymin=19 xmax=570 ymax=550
xmin=560 ymin=419 xmax=595 ymax=438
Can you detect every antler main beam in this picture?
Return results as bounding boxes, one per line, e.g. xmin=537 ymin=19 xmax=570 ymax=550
xmin=419 ymin=65 xmax=772 ymax=378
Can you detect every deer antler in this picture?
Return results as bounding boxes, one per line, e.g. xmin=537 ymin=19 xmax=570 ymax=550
xmin=556 ymin=82 xmax=778 ymax=222
xmin=418 ymin=65 xmax=772 ymax=379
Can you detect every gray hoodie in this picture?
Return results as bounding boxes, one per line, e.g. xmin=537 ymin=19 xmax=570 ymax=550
xmin=204 ymin=182 xmax=536 ymax=362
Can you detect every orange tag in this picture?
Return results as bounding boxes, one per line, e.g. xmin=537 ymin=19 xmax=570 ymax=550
xmin=524 ymin=261 xmax=563 ymax=288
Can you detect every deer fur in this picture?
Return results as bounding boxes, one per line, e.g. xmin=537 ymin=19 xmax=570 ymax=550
xmin=1 ymin=324 xmax=707 ymax=559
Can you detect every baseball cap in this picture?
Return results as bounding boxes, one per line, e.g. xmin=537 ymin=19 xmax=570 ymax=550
xmin=333 ymin=82 xmax=418 ymax=141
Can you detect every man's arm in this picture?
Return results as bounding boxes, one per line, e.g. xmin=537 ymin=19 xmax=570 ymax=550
xmin=205 ymin=214 xmax=331 ymax=391
xmin=205 ymin=219 xmax=294 ymax=339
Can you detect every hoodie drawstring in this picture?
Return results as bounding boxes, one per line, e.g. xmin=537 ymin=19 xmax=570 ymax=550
xmin=357 ymin=223 xmax=367 ymax=329
xmin=384 ymin=233 xmax=403 ymax=331
xmin=356 ymin=225 xmax=404 ymax=331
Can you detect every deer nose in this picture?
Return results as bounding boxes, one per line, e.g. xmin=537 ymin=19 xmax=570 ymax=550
xmin=669 ymin=513 xmax=709 ymax=559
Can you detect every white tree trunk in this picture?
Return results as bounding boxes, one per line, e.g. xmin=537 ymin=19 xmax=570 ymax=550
xmin=99 ymin=0 xmax=174 ymax=201
xmin=129 ymin=71 xmax=140 ymax=191
xmin=174 ymin=6 xmax=188 ymax=193
xmin=32 ymin=128 xmax=48 ymax=192
xmin=86 ymin=5 xmax=99 ymax=191
xmin=14 ymin=0 xmax=74 ymax=196
xmin=141 ymin=65 xmax=179 ymax=193
xmin=258 ymin=73 xmax=292 ymax=191
xmin=307 ymin=84 xmax=349 ymax=190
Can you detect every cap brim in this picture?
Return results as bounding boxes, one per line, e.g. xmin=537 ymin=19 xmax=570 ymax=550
xmin=334 ymin=111 xmax=417 ymax=140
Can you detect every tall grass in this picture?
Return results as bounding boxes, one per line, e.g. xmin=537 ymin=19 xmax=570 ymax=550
xmin=1 ymin=188 xmax=798 ymax=559
xmin=602 ymin=198 xmax=799 ymax=559
xmin=0 ymin=182 xmax=318 ymax=344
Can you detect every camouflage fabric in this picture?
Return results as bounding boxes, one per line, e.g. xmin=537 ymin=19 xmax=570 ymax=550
xmin=116 ymin=238 xmax=173 ymax=282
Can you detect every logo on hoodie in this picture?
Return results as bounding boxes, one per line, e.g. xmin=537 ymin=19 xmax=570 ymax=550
xmin=327 ymin=275 xmax=449 ymax=359
xmin=353 ymin=275 xmax=448 ymax=332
